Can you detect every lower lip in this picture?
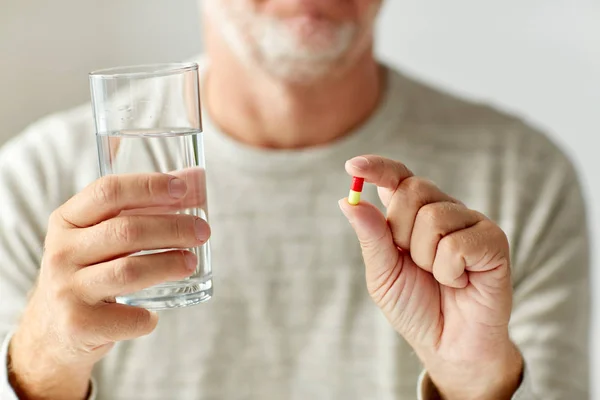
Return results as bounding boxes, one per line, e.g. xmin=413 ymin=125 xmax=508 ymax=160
xmin=284 ymin=16 xmax=334 ymax=32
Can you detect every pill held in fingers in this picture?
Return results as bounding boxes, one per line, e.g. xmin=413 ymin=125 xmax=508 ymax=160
xmin=348 ymin=177 xmax=364 ymax=205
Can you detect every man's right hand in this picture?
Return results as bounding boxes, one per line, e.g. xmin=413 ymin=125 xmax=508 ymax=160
xmin=8 ymin=172 xmax=211 ymax=400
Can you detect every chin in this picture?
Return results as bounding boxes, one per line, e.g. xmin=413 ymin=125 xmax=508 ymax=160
xmin=257 ymin=58 xmax=341 ymax=85
xmin=253 ymin=20 xmax=359 ymax=83
xmin=282 ymin=16 xmax=349 ymax=51
xmin=206 ymin=0 xmax=366 ymax=84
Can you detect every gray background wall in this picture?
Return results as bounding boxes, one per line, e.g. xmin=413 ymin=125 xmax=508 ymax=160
xmin=1 ymin=0 xmax=598 ymax=395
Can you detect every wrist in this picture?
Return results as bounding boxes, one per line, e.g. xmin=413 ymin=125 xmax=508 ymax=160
xmin=8 ymin=329 xmax=93 ymax=400
xmin=422 ymin=341 xmax=524 ymax=400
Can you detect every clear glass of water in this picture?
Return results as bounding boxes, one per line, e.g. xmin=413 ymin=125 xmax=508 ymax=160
xmin=89 ymin=63 xmax=212 ymax=310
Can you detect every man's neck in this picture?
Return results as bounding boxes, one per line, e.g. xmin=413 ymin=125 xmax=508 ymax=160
xmin=203 ymin=39 xmax=384 ymax=150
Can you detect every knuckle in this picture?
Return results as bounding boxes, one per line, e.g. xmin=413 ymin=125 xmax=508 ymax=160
xmin=487 ymin=220 xmax=510 ymax=252
xmin=450 ymin=196 xmax=466 ymax=207
xmin=391 ymin=161 xmax=411 ymax=185
xmin=43 ymin=246 xmax=73 ymax=270
xmin=173 ymin=217 xmax=187 ymax=241
xmin=61 ymin=306 xmax=88 ymax=338
xmin=50 ymin=280 xmax=75 ymax=305
xmin=138 ymin=175 xmax=155 ymax=197
xmin=417 ymin=203 xmax=442 ymax=226
xmin=489 ymin=219 xmax=508 ymax=239
xmin=178 ymin=250 xmax=192 ymax=269
xmin=48 ymin=209 xmax=64 ymax=228
xmin=499 ymin=229 xmax=510 ymax=250
xmin=399 ymin=177 xmax=431 ymax=208
xmin=68 ymin=276 xmax=88 ymax=303
xmin=438 ymin=233 xmax=462 ymax=257
xmin=111 ymin=258 xmax=139 ymax=288
xmin=373 ymin=157 xmax=387 ymax=180
xmin=94 ymin=175 xmax=120 ymax=205
xmin=416 ymin=202 xmax=458 ymax=234
xmin=112 ymin=218 xmax=140 ymax=244
xmin=69 ymin=272 xmax=98 ymax=305
xmin=402 ymin=176 xmax=431 ymax=196
xmin=399 ymin=162 xmax=412 ymax=177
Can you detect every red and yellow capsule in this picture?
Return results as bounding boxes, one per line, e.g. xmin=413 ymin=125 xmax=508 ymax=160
xmin=348 ymin=176 xmax=364 ymax=205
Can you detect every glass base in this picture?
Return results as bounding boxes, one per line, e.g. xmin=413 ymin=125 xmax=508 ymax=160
xmin=116 ymin=277 xmax=213 ymax=311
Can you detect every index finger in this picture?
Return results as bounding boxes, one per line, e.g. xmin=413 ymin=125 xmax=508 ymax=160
xmin=344 ymin=155 xmax=413 ymax=191
xmin=59 ymin=172 xmax=189 ymax=228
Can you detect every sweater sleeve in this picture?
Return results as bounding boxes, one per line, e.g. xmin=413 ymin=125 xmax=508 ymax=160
xmin=417 ymin=361 xmax=535 ymax=399
xmin=507 ymin=154 xmax=591 ymax=398
xmin=0 ymin=116 xmax=96 ymax=399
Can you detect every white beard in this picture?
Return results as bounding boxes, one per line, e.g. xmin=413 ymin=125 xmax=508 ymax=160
xmin=205 ymin=1 xmax=361 ymax=83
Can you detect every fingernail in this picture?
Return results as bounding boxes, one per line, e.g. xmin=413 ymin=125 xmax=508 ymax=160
xmin=350 ymin=157 xmax=370 ymax=170
xmin=183 ymin=251 xmax=197 ymax=271
xmin=169 ymin=178 xmax=187 ymax=198
xmin=194 ymin=218 xmax=210 ymax=241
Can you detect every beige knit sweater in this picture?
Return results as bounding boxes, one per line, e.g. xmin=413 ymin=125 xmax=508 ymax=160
xmin=0 ymin=63 xmax=590 ymax=399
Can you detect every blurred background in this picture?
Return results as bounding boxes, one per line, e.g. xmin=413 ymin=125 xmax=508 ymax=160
xmin=1 ymin=0 xmax=598 ymax=395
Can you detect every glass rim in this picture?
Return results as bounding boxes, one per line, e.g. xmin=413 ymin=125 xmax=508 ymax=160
xmin=89 ymin=62 xmax=198 ymax=79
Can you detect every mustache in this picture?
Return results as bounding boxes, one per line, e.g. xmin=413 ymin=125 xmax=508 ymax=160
xmin=228 ymin=0 xmax=349 ymax=22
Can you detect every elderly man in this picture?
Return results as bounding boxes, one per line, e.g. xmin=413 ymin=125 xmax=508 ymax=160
xmin=0 ymin=1 xmax=589 ymax=399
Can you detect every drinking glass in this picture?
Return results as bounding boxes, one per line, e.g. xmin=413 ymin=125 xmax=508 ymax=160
xmin=89 ymin=63 xmax=212 ymax=310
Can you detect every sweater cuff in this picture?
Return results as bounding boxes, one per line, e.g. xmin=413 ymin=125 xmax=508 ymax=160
xmin=0 ymin=330 xmax=97 ymax=400
xmin=0 ymin=330 xmax=18 ymax=400
xmin=416 ymin=370 xmax=439 ymax=400
xmin=417 ymin=363 xmax=534 ymax=400
xmin=510 ymin=361 xmax=534 ymax=399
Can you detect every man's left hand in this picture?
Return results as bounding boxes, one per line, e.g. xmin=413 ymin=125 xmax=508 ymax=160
xmin=339 ymin=155 xmax=523 ymax=400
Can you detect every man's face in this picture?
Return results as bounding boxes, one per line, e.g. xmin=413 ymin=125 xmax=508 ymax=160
xmin=205 ymin=0 xmax=381 ymax=83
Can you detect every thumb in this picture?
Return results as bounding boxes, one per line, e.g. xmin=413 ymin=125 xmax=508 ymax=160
xmin=338 ymin=199 xmax=400 ymax=280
